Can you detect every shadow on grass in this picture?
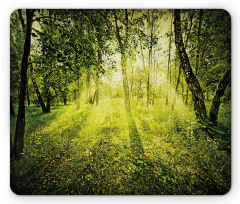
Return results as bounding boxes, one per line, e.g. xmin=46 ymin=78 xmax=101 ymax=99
xmin=126 ymin=112 xmax=144 ymax=156
xmin=10 ymin=104 xmax=89 ymax=195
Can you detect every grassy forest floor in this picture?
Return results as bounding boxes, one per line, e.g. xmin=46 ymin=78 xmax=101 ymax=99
xmin=10 ymin=98 xmax=231 ymax=195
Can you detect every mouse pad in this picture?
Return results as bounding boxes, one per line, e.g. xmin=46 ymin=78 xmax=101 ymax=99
xmin=10 ymin=9 xmax=231 ymax=195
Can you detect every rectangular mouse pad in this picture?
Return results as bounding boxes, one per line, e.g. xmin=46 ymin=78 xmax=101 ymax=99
xmin=10 ymin=9 xmax=231 ymax=195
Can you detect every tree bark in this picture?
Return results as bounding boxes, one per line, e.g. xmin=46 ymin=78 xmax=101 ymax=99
xmin=76 ymin=75 xmax=82 ymax=110
xmin=96 ymin=49 xmax=102 ymax=106
xmin=121 ymin=53 xmax=131 ymax=113
xmin=45 ymin=88 xmax=51 ymax=113
xmin=147 ymin=10 xmax=154 ymax=107
xmin=208 ymin=69 xmax=231 ymax=126
xmin=174 ymin=9 xmax=207 ymax=120
xmin=166 ymin=14 xmax=173 ymax=105
xmin=63 ymin=97 xmax=67 ymax=105
xmin=183 ymin=10 xmax=194 ymax=48
xmin=86 ymin=70 xmax=92 ymax=104
xmin=172 ymin=10 xmax=192 ymax=110
xmin=195 ymin=9 xmax=203 ymax=75
xmin=136 ymin=79 xmax=142 ymax=106
xmin=10 ymin=97 xmax=15 ymax=116
xmin=12 ymin=9 xmax=34 ymax=157
xmin=114 ymin=9 xmax=131 ymax=113
xmin=30 ymin=63 xmax=47 ymax=113
xmin=26 ymin=76 xmax=31 ymax=106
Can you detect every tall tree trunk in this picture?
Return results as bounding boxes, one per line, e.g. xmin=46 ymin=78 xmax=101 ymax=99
xmin=76 ymin=75 xmax=82 ymax=110
xmin=172 ymin=64 xmax=181 ymax=110
xmin=86 ymin=70 xmax=92 ymax=104
xmin=95 ymin=69 xmax=100 ymax=106
xmin=174 ymin=9 xmax=207 ymax=120
xmin=10 ymin=97 xmax=15 ymax=116
xmin=114 ymin=10 xmax=131 ymax=113
xmin=172 ymin=11 xmax=193 ymax=109
xmin=114 ymin=9 xmax=143 ymax=154
xmin=63 ymin=97 xmax=67 ymax=105
xmin=195 ymin=9 xmax=203 ymax=75
xmin=30 ymin=63 xmax=47 ymax=113
xmin=181 ymin=72 xmax=185 ymax=103
xmin=166 ymin=12 xmax=173 ymax=106
xmin=147 ymin=10 xmax=154 ymax=107
xmin=45 ymin=89 xmax=51 ymax=113
xmin=184 ymin=10 xmax=194 ymax=48
xmin=121 ymin=53 xmax=131 ymax=113
xmin=26 ymin=76 xmax=31 ymax=106
xmin=96 ymin=49 xmax=102 ymax=106
xmin=136 ymin=79 xmax=142 ymax=106
xmin=12 ymin=9 xmax=34 ymax=157
xmin=208 ymin=69 xmax=231 ymax=126
xmin=147 ymin=75 xmax=150 ymax=107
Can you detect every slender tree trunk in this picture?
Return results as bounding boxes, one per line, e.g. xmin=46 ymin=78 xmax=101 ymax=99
xmin=95 ymin=71 xmax=100 ymax=106
xmin=30 ymin=63 xmax=47 ymax=113
xmin=12 ymin=9 xmax=34 ymax=157
xmin=195 ymin=9 xmax=203 ymax=75
xmin=45 ymin=89 xmax=51 ymax=113
xmin=147 ymin=10 xmax=154 ymax=107
xmin=76 ymin=75 xmax=82 ymax=110
xmin=166 ymin=13 xmax=173 ymax=106
xmin=184 ymin=10 xmax=194 ymax=48
xmin=165 ymin=73 xmax=169 ymax=105
xmin=114 ymin=10 xmax=131 ymax=113
xmin=86 ymin=70 xmax=92 ymax=103
xmin=26 ymin=77 xmax=31 ymax=106
xmin=174 ymin=9 xmax=207 ymax=120
xmin=96 ymin=49 xmax=102 ymax=106
xmin=63 ymin=97 xmax=67 ymax=105
xmin=121 ymin=53 xmax=131 ymax=113
xmin=172 ymin=64 xmax=181 ymax=110
xmin=208 ymin=69 xmax=231 ymax=126
xmin=181 ymin=73 xmax=185 ymax=103
xmin=114 ymin=9 xmax=143 ymax=154
xmin=147 ymin=75 xmax=150 ymax=107
xmin=136 ymin=79 xmax=142 ymax=106
xmin=173 ymin=10 xmax=193 ymax=109
xmin=10 ymin=97 xmax=15 ymax=116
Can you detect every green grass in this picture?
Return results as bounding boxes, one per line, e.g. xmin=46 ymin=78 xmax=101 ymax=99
xmin=10 ymin=98 xmax=231 ymax=195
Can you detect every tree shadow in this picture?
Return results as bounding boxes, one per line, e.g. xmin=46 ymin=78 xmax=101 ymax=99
xmin=126 ymin=112 xmax=144 ymax=156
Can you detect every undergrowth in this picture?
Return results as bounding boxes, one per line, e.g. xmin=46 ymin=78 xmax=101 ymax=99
xmin=10 ymin=98 xmax=231 ymax=195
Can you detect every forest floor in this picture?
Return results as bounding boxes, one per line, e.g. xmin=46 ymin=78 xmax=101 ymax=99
xmin=10 ymin=98 xmax=231 ymax=195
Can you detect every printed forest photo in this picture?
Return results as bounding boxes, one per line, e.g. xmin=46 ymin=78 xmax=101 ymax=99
xmin=10 ymin=9 xmax=231 ymax=195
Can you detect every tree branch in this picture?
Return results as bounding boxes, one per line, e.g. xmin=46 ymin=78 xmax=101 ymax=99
xmin=18 ymin=9 xmax=26 ymax=31
xmin=114 ymin=10 xmax=123 ymax=52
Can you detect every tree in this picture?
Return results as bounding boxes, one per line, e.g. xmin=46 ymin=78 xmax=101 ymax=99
xmin=195 ymin=9 xmax=203 ymax=75
xmin=113 ymin=9 xmax=143 ymax=154
xmin=174 ymin=9 xmax=231 ymax=128
xmin=208 ymin=69 xmax=231 ymax=126
xmin=30 ymin=61 xmax=47 ymax=113
xmin=10 ymin=10 xmax=25 ymax=117
xmin=174 ymin=9 xmax=207 ymax=121
xmin=166 ymin=11 xmax=173 ymax=105
xmin=12 ymin=9 xmax=35 ymax=157
xmin=114 ymin=9 xmax=131 ymax=113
